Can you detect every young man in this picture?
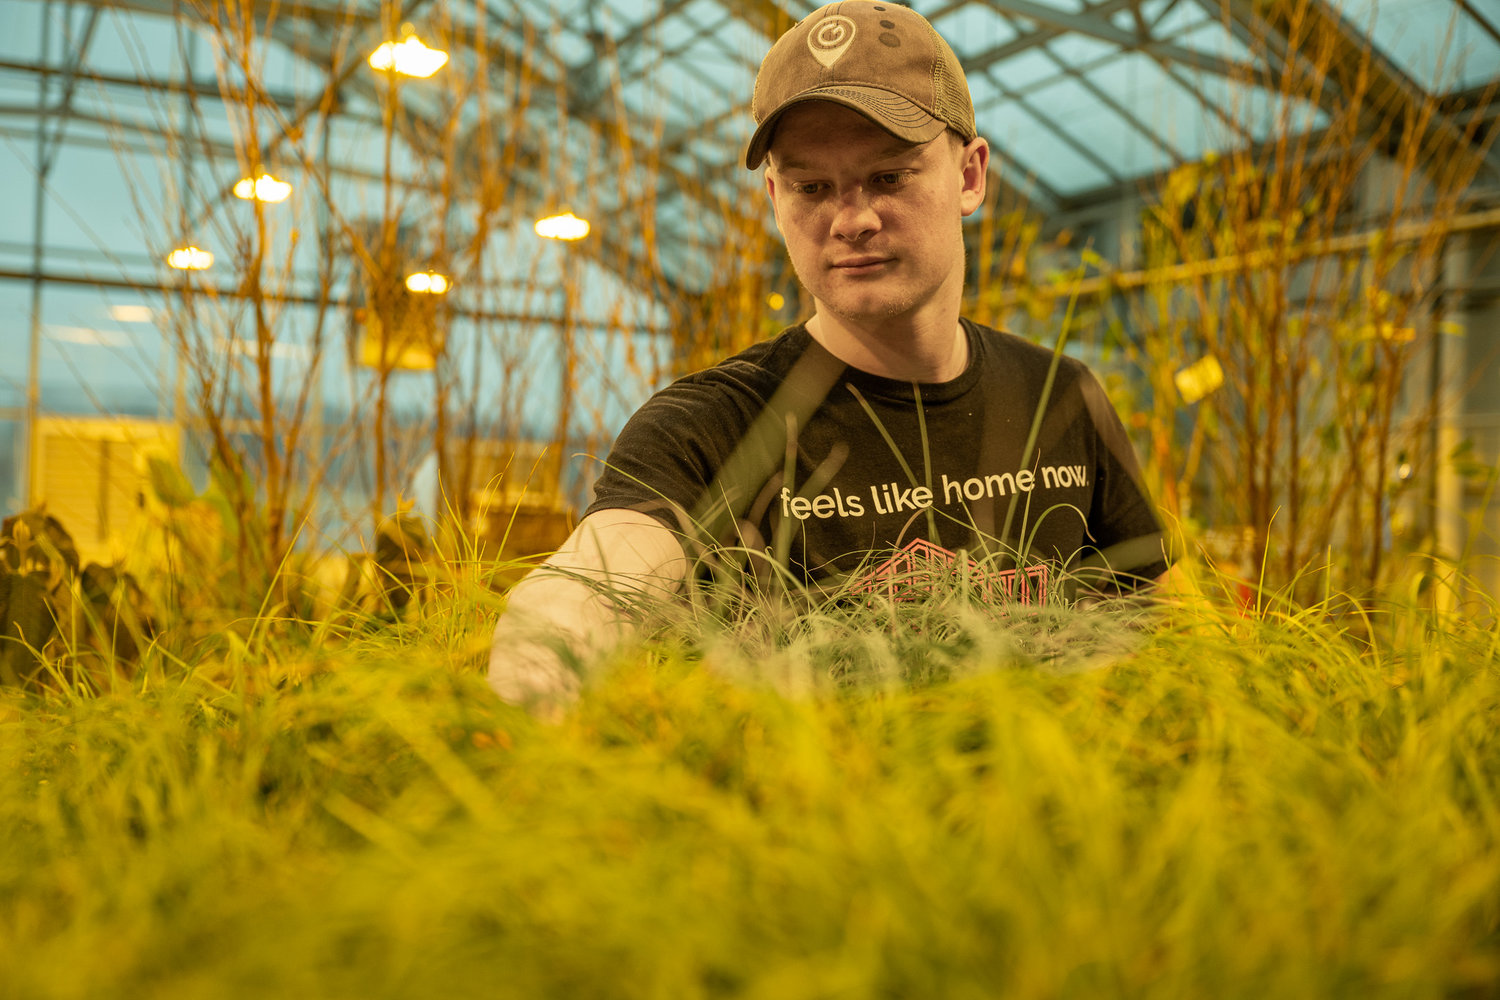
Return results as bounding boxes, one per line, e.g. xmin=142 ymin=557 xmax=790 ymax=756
xmin=489 ymin=1 xmax=1167 ymax=710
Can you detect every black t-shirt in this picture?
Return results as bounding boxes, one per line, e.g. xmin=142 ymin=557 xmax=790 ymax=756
xmin=585 ymin=319 xmax=1168 ymax=601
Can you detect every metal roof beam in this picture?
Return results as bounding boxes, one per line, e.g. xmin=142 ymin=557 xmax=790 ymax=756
xmin=603 ymin=0 xmax=698 ymax=56
xmin=1215 ymin=0 xmax=1500 ymax=185
xmin=720 ymin=0 xmax=798 ymax=41
xmin=83 ymin=0 xmax=382 ymax=28
xmin=1005 ymin=8 xmax=1187 ymax=168
xmin=37 ymin=3 xmax=102 ymax=174
xmin=83 ymin=0 xmax=439 ymax=199
xmin=442 ymin=5 xmax=777 ymax=298
xmin=0 ymin=58 xmax=307 ymax=113
xmin=968 ymin=0 xmax=1257 ymax=82
xmin=36 ymin=0 xmax=684 ymax=297
xmin=1454 ymin=0 xmax=1500 ymax=49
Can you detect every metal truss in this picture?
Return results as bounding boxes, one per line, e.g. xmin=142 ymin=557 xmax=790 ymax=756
xmin=4 ymin=0 xmax=1496 ymax=297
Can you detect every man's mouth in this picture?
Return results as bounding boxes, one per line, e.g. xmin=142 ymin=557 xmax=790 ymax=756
xmin=830 ymin=256 xmax=893 ymax=273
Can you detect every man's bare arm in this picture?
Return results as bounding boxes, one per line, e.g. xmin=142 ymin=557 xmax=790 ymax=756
xmin=488 ymin=509 xmax=690 ymax=712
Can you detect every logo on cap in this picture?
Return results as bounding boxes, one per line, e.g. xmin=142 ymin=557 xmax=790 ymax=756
xmin=808 ymin=15 xmax=856 ymax=68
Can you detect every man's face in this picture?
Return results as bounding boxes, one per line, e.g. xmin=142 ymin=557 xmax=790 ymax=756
xmin=764 ymin=102 xmax=987 ymax=331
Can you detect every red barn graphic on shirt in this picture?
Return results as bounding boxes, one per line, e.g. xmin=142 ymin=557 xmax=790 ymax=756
xmin=851 ymin=538 xmax=1048 ymax=604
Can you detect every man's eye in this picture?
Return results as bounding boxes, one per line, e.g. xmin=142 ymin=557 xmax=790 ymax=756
xmin=794 ymin=182 xmax=825 ymax=195
xmin=875 ymin=172 xmax=908 ymax=186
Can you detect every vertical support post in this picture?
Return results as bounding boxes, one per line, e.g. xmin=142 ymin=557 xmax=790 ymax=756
xmin=171 ymin=12 xmax=198 ymax=436
xmin=23 ymin=0 xmax=56 ymax=512
xmin=1433 ymin=234 xmax=1470 ymax=606
xmin=306 ymin=102 xmax=332 ymax=524
xmin=22 ymin=0 xmax=100 ymax=512
xmin=552 ymin=249 xmax=577 ymax=506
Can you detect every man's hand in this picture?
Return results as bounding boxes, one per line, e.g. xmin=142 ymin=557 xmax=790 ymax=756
xmin=488 ymin=509 xmax=689 ymax=716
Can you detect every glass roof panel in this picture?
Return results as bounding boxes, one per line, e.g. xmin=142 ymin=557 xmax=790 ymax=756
xmin=0 ymin=2 xmax=43 ymax=62
xmin=967 ymin=69 xmax=1005 ymax=110
xmin=1003 ymin=0 xmax=1090 ymax=14
xmin=932 ymin=5 xmax=1020 ymax=59
xmin=1026 ymin=76 xmax=1179 ymax=178
xmin=1044 ymin=33 xmax=1126 ymax=67
xmin=1058 ymin=100 xmax=1179 ymax=181
xmin=720 ymin=16 xmax=774 ymax=62
xmin=618 ymin=74 xmax=662 ymax=123
xmin=41 ymin=142 xmax=154 ymax=255
xmin=1149 ymin=0 xmax=1211 ymax=38
xmin=1183 ymin=72 xmax=1330 ymax=144
xmin=1009 ymin=15 xmax=1041 ymax=36
xmin=678 ymin=51 xmax=745 ymax=104
xmin=85 ymin=9 xmax=182 ymax=80
xmin=1139 ymin=92 xmax=1214 ymax=161
xmin=681 ymin=0 xmax=738 ymax=33
xmin=644 ymin=3 xmax=712 ymax=50
xmin=62 ymin=85 xmax=162 ymax=139
xmin=1168 ymin=18 xmax=1261 ymax=65
xmin=598 ymin=0 xmax=655 ymax=33
xmin=984 ymin=101 xmax=1115 ymax=193
xmin=1085 ymin=52 xmax=1203 ymax=138
xmin=0 ymin=69 xmax=38 ymax=109
xmin=549 ymin=25 xmax=596 ymax=67
xmin=702 ymin=116 xmax=749 ymax=157
xmin=1021 ymin=73 xmax=1103 ymax=120
xmin=639 ymin=61 xmax=707 ymax=129
xmin=0 ymin=0 xmax=1495 ymax=313
xmin=0 ymin=141 xmax=35 ymax=259
xmin=257 ymin=37 xmax=328 ymax=96
xmin=1341 ymin=0 xmax=1500 ymax=93
xmin=1139 ymin=0 xmax=1178 ymax=29
xmin=975 ymin=48 xmax=1068 ymax=99
xmin=533 ymin=0 xmax=590 ymax=23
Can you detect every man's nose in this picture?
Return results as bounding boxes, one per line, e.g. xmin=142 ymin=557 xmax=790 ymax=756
xmin=830 ymin=189 xmax=880 ymax=242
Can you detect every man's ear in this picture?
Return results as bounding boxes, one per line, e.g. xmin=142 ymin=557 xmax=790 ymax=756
xmin=959 ymin=137 xmax=989 ymax=217
xmin=764 ymin=166 xmax=784 ymax=231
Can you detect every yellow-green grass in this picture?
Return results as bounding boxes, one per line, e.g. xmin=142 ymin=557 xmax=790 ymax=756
xmin=2 ymin=565 xmax=1497 ymax=999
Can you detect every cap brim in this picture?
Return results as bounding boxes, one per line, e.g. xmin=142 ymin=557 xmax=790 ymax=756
xmin=744 ymin=87 xmax=948 ymax=169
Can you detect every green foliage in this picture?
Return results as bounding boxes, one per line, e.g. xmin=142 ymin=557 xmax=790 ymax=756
xmin=2 ymin=565 xmax=1497 ymax=999
xmin=138 ymin=457 xmax=461 ymax=646
xmin=0 ymin=509 xmax=156 ymax=692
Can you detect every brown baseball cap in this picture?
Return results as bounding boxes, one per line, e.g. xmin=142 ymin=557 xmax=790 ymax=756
xmin=745 ymin=1 xmax=977 ymax=170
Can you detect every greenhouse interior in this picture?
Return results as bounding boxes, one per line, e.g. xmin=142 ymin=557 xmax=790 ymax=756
xmin=1 ymin=0 xmax=1497 ymax=594
xmin=5 ymin=0 xmax=1500 ymax=996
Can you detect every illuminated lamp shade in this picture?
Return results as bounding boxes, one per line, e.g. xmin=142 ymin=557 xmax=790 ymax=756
xmin=405 ymin=271 xmax=451 ymax=294
xmin=368 ymin=28 xmax=449 ymax=78
xmin=1174 ymin=354 xmax=1224 ymax=405
xmin=233 ymin=173 xmax=292 ymax=203
xmin=166 ymin=246 xmax=214 ymax=270
xmin=534 ymin=211 xmax=590 ymax=241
